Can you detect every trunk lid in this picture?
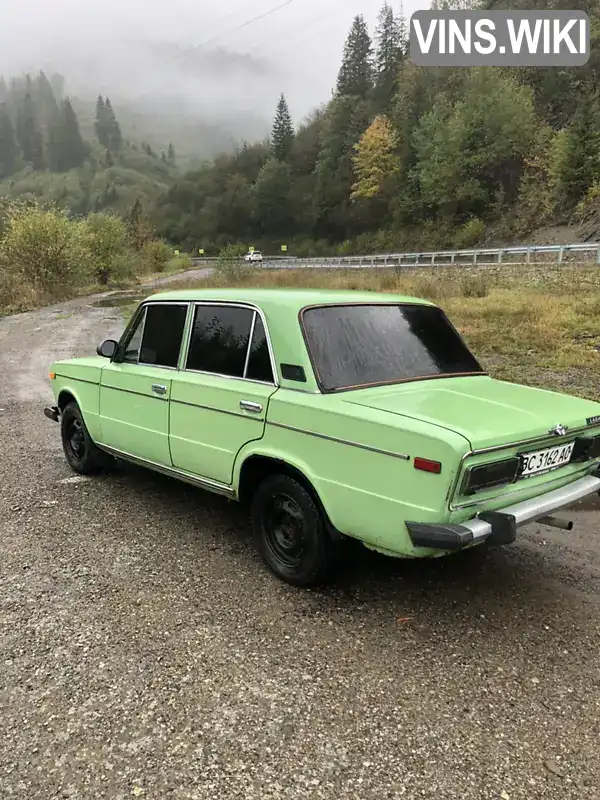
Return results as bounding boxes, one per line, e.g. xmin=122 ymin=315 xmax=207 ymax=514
xmin=345 ymin=376 xmax=600 ymax=451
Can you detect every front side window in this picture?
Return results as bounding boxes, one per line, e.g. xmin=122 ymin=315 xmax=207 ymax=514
xmin=122 ymin=310 xmax=144 ymax=363
xmin=130 ymin=303 xmax=187 ymax=368
xmin=302 ymin=303 xmax=484 ymax=392
xmin=139 ymin=304 xmax=188 ymax=368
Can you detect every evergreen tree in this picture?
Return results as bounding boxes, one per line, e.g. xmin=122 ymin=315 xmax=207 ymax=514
xmin=127 ymin=197 xmax=154 ymax=249
xmin=47 ymin=98 xmax=87 ymax=172
xmin=104 ymin=98 xmax=123 ymax=151
xmin=62 ymin=99 xmax=87 ymax=168
xmin=0 ymin=77 xmax=7 ymax=103
xmin=46 ymin=110 xmax=65 ymax=172
xmin=16 ymin=91 xmax=45 ymax=170
xmin=558 ymin=92 xmax=600 ymax=206
xmin=95 ymin=96 xmax=109 ymax=147
xmin=373 ymin=4 xmax=405 ymax=114
xmin=7 ymin=76 xmax=26 ymax=123
xmin=314 ymin=95 xmax=371 ymax=238
xmin=271 ymin=93 xmax=294 ymax=162
xmin=253 ymin=158 xmax=293 ymax=235
xmin=0 ymin=102 xmax=19 ymax=178
xmin=336 ymin=16 xmax=373 ymax=100
xmin=167 ymin=142 xmax=176 ymax=164
xmin=50 ymin=73 xmax=65 ymax=100
xmin=35 ymin=71 xmax=59 ymax=131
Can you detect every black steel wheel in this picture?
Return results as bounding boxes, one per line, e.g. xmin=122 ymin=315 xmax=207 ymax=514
xmin=251 ymin=474 xmax=338 ymax=587
xmin=60 ymin=401 xmax=106 ymax=475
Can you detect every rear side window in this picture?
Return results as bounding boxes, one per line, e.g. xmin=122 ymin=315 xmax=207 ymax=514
xmin=186 ymin=305 xmax=254 ymax=377
xmin=139 ymin=304 xmax=188 ymax=368
xmin=246 ymin=315 xmax=274 ymax=383
xmin=186 ymin=305 xmax=275 ymax=383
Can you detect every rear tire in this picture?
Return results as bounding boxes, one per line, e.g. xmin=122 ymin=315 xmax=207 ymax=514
xmin=60 ymin=401 xmax=106 ymax=475
xmin=251 ymin=474 xmax=339 ymax=587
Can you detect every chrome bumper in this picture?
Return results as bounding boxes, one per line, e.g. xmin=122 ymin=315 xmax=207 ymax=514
xmin=407 ymin=473 xmax=600 ymax=551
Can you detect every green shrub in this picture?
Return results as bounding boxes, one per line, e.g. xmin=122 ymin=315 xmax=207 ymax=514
xmin=453 ymin=217 xmax=485 ymax=249
xmin=139 ymin=240 xmax=173 ymax=274
xmin=216 ymin=243 xmax=247 ymax=281
xmin=166 ymin=253 xmax=192 ymax=273
xmin=0 ymin=202 xmax=90 ymax=298
xmin=80 ymin=212 xmax=132 ymax=285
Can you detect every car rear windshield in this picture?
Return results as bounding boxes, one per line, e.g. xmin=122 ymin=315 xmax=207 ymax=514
xmin=301 ymin=303 xmax=484 ymax=392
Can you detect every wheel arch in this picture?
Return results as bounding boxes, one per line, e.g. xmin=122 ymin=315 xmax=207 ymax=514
xmin=57 ymin=387 xmax=80 ymax=412
xmin=235 ymin=452 xmax=345 ymax=542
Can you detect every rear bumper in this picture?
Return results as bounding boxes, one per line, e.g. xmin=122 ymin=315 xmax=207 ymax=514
xmin=407 ymin=472 xmax=600 ymax=551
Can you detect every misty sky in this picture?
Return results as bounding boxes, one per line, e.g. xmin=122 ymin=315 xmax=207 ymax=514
xmin=0 ymin=0 xmax=430 ymax=123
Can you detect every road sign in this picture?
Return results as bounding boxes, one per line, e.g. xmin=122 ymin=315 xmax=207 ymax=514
xmin=249 ymin=246 xmax=255 ymax=253
xmin=281 ymin=244 xmax=288 ymax=252
xmin=174 ymin=249 xmax=180 ymax=256
xmin=199 ymin=248 xmax=205 ymax=255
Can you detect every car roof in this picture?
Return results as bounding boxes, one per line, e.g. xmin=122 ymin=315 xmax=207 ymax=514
xmin=145 ymin=287 xmax=435 ymax=314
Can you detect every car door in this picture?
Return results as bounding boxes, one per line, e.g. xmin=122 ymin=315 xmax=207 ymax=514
xmin=98 ymin=301 xmax=189 ymax=466
xmin=169 ymin=302 xmax=279 ymax=485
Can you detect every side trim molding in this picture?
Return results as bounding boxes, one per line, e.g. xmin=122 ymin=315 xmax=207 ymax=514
xmin=101 ymin=385 xmax=168 ymax=402
xmin=170 ymin=398 xmax=264 ymax=421
xmin=97 ymin=444 xmax=236 ymax=498
xmin=55 ymin=373 xmax=98 ymax=386
xmin=267 ymin=421 xmax=411 ymax=461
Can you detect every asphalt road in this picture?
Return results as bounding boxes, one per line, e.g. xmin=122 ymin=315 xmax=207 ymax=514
xmin=1 ymin=292 xmax=600 ymax=800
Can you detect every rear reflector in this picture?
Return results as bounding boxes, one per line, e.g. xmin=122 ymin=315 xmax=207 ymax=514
xmin=48 ymin=372 xmax=56 ymax=380
xmin=414 ymin=457 xmax=442 ymax=474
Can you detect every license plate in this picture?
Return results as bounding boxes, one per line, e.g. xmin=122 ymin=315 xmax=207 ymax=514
xmin=519 ymin=442 xmax=575 ymax=478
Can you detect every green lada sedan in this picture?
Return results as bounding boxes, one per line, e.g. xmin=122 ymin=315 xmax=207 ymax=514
xmin=45 ymin=288 xmax=600 ymax=586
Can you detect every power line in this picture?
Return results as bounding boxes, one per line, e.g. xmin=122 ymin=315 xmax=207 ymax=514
xmin=171 ymin=0 xmax=296 ymax=60
xmin=242 ymin=0 xmax=383 ymax=58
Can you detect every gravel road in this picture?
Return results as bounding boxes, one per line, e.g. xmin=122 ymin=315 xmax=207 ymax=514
xmin=1 ymin=291 xmax=600 ymax=800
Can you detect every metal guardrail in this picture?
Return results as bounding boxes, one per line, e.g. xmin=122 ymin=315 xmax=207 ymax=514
xmin=190 ymin=242 xmax=600 ymax=269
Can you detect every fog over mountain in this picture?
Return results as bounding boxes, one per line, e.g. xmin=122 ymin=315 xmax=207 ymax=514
xmin=1 ymin=0 xmax=428 ymax=143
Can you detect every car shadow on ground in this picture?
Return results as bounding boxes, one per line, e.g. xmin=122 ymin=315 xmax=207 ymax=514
xmin=105 ymin=460 xmax=600 ymax=634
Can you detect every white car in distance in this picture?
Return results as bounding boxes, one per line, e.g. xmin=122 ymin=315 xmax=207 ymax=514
xmin=244 ymin=251 xmax=263 ymax=263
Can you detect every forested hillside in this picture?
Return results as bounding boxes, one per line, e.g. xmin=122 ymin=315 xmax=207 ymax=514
xmin=155 ymin=0 xmax=600 ymax=255
xmin=0 ymin=71 xmax=183 ymax=215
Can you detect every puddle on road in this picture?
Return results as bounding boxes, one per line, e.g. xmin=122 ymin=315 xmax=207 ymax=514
xmin=91 ymin=293 xmax=144 ymax=308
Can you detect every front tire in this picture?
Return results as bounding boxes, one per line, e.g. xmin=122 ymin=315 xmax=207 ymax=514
xmin=251 ymin=474 xmax=338 ymax=587
xmin=60 ymin=401 xmax=106 ymax=475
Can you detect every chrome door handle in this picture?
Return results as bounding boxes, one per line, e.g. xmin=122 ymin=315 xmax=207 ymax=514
xmin=152 ymin=384 xmax=168 ymax=396
xmin=240 ymin=400 xmax=263 ymax=413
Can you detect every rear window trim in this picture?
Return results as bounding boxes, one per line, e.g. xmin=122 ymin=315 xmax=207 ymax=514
xmin=298 ymin=301 xmax=487 ymax=394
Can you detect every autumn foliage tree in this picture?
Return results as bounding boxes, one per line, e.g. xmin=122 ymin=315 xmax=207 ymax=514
xmin=351 ymin=115 xmax=400 ymax=200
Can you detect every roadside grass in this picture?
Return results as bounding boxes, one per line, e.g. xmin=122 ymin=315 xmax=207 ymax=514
xmin=0 ymin=258 xmax=193 ymax=317
xmin=137 ymin=263 xmax=600 ymax=401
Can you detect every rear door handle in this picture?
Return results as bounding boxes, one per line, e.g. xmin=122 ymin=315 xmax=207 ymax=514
xmin=240 ymin=400 xmax=263 ymax=413
xmin=152 ymin=384 xmax=168 ymax=396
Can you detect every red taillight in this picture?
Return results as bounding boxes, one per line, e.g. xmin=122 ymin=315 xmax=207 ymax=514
xmin=414 ymin=457 xmax=442 ymax=474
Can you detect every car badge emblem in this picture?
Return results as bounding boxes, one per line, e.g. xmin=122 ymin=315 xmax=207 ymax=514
xmin=550 ymin=424 xmax=568 ymax=436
